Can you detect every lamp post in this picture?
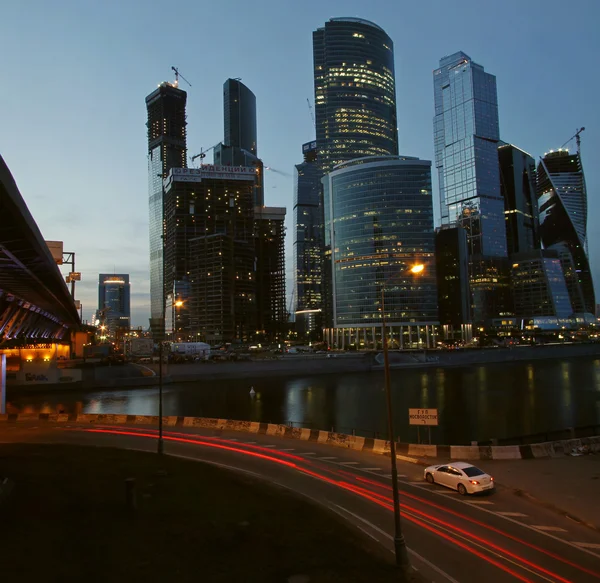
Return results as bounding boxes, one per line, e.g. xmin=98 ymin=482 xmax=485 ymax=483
xmin=381 ymin=263 xmax=424 ymax=575
xmin=157 ymin=172 xmax=166 ymax=455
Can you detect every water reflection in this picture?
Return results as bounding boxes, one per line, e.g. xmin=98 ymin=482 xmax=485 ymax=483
xmin=6 ymin=356 xmax=600 ymax=444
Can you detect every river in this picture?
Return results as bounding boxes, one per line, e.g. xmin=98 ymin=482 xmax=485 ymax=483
xmin=7 ymin=356 xmax=600 ymax=445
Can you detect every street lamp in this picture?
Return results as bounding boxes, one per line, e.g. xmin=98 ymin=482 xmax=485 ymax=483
xmin=380 ymin=262 xmax=424 ymax=575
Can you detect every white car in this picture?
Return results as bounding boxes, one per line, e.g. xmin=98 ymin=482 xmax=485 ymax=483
xmin=423 ymin=461 xmax=494 ymax=495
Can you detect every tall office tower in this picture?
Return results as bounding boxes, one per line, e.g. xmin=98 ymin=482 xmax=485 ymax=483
xmin=498 ymin=143 xmax=539 ymax=254
xmin=435 ymin=227 xmax=472 ymax=341
xmin=433 ymin=52 xmax=510 ymax=324
xmin=164 ymin=166 xmax=257 ymax=343
xmin=98 ymin=274 xmax=131 ymax=334
xmin=146 ymin=80 xmax=187 ymax=326
xmin=255 ymin=206 xmax=287 ymax=341
xmin=293 ymin=141 xmax=323 ymax=337
xmin=313 ymin=18 xmax=398 ymax=174
xmin=537 ymin=149 xmax=595 ymax=315
xmin=224 ymin=78 xmax=257 ymax=155
xmin=214 ymin=79 xmax=263 ymax=206
xmin=322 ymin=156 xmax=438 ymax=350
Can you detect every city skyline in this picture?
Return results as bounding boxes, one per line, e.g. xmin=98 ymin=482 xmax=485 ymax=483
xmin=2 ymin=0 xmax=599 ymax=327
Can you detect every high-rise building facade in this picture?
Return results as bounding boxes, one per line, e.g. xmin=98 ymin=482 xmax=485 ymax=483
xmin=435 ymin=226 xmax=472 ymax=340
xmin=433 ymin=52 xmax=510 ymax=324
xmin=293 ymin=141 xmax=323 ymax=335
xmin=146 ymin=81 xmax=187 ymax=324
xmin=537 ymin=149 xmax=595 ymax=315
xmin=255 ymin=206 xmax=287 ymax=341
xmin=98 ymin=274 xmax=131 ymax=334
xmin=214 ymin=79 xmax=263 ymax=206
xmin=498 ymin=143 xmax=539 ymax=255
xmin=164 ymin=166 xmax=257 ymax=343
xmin=313 ymin=18 xmax=398 ymax=174
xmin=511 ymin=250 xmax=572 ymax=323
xmin=224 ymin=78 xmax=257 ymax=155
xmin=322 ymin=156 xmax=438 ymax=349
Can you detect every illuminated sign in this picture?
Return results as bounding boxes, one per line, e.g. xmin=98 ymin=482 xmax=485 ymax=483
xmin=171 ymin=166 xmax=256 ymax=182
xmin=408 ymin=408 xmax=438 ymax=426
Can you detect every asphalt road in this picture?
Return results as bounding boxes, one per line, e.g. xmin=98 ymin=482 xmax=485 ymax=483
xmin=2 ymin=422 xmax=599 ymax=583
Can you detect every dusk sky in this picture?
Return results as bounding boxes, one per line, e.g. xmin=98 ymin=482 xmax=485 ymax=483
xmin=2 ymin=0 xmax=599 ymax=327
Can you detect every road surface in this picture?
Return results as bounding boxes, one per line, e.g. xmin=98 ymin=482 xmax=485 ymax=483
xmin=2 ymin=422 xmax=599 ymax=582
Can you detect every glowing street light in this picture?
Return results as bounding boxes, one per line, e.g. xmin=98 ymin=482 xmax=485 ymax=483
xmin=174 ymin=300 xmax=184 ymax=308
xmin=410 ymin=263 xmax=424 ymax=274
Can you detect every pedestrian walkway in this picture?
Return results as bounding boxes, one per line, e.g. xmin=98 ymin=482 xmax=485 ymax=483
xmin=482 ymin=455 xmax=600 ymax=530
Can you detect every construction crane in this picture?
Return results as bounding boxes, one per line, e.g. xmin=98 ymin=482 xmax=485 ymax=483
xmin=171 ymin=66 xmax=192 ymax=88
xmin=190 ymin=143 xmax=221 ymax=166
xmin=561 ymin=127 xmax=585 ymax=154
xmin=307 ymin=98 xmax=315 ymax=127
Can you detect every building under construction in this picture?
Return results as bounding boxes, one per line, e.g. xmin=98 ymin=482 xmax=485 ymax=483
xmin=163 ymin=165 xmax=257 ymax=344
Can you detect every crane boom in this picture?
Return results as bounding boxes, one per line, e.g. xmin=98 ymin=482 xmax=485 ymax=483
xmin=560 ymin=127 xmax=585 ymax=153
xmin=307 ymin=98 xmax=315 ymax=127
xmin=171 ymin=66 xmax=192 ymax=88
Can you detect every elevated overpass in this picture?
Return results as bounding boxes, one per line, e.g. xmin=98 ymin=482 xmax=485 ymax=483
xmin=0 ymin=155 xmax=80 ymax=344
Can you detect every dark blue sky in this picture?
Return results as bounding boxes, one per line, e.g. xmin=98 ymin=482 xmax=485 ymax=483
xmin=2 ymin=0 xmax=599 ymax=326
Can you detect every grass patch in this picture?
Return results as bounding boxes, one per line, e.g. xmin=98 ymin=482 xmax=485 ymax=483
xmin=0 ymin=443 xmax=413 ymax=582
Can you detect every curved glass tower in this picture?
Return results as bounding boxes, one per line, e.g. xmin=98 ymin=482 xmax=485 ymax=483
xmin=322 ymin=156 xmax=438 ymax=349
xmin=537 ymin=149 xmax=595 ymax=315
xmin=313 ymin=18 xmax=398 ymax=173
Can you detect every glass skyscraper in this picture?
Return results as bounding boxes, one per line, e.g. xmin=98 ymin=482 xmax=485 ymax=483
xmin=313 ymin=18 xmax=398 ymax=174
xmin=98 ymin=274 xmax=131 ymax=334
xmin=293 ymin=141 xmax=323 ymax=335
xmin=145 ymin=81 xmax=187 ymax=322
xmin=433 ymin=52 xmax=510 ymax=324
xmin=214 ymin=79 xmax=263 ymax=206
xmin=322 ymin=156 xmax=438 ymax=350
xmin=537 ymin=149 xmax=595 ymax=315
xmin=498 ymin=143 xmax=539 ymax=255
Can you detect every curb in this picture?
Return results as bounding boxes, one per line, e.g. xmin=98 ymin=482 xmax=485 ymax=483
xmin=2 ymin=413 xmax=599 ymax=462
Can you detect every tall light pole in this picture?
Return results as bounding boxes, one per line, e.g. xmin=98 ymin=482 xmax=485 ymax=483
xmin=157 ymin=173 xmax=166 ymax=455
xmin=381 ymin=262 xmax=423 ymax=575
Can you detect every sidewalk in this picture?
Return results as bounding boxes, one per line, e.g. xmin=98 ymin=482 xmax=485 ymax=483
xmin=481 ymin=455 xmax=600 ymax=530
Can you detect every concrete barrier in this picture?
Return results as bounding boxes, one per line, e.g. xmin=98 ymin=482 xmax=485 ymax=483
xmin=1 ymin=413 xmax=599 ymax=462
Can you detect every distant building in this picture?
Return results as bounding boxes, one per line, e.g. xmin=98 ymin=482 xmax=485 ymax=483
xmin=146 ymin=81 xmax=187 ymax=325
xmin=498 ymin=143 xmax=539 ymax=254
xmin=435 ymin=227 xmax=472 ymax=341
xmin=98 ymin=274 xmax=130 ymax=335
xmin=537 ymin=149 xmax=595 ymax=315
xmin=313 ymin=18 xmax=398 ymax=174
xmin=164 ymin=166 xmax=257 ymax=343
xmin=293 ymin=141 xmax=323 ymax=337
xmin=322 ymin=156 xmax=438 ymax=349
xmin=254 ymin=206 xmax=287 ymax=341
xmin=434 ymin=52 xmax=510 ymax=324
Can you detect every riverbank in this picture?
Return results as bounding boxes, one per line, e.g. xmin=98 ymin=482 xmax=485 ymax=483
xmin=6 ymin=342 xmax=600 ymax=395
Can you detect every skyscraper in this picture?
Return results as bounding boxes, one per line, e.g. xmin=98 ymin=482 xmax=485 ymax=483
xmin=322 ymin=156 xmax=438 ymax=350
xmin=498 ymin=143 xmax=539 ymax=255
xmin=433 ymin=52 xmax=510 ymax=324
xmin=214 ymin=79 xmax=263 ymax=205
xmin=537 ymin=149 xmax=595 ymax=315
xmin=293 ymin=141 xmax=323 ymax=336
xmin=255 ymin=206 xmax=287 ymax=341
xmin=98 ymin=274 xmax=131 ymax=334
xmin=224 ymin=78 xmax=257 ymax=155
xmin=146 ymin=81 xmax=187 ymax=324
xmin=164 ymin=166 xmax=257 ymax=343
xmin=313 ymin=18 xmax=398 ymax=174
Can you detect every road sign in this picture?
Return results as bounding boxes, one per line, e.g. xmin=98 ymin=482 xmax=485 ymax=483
xmin=408 ymin=408 xmax=438 ymax=426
